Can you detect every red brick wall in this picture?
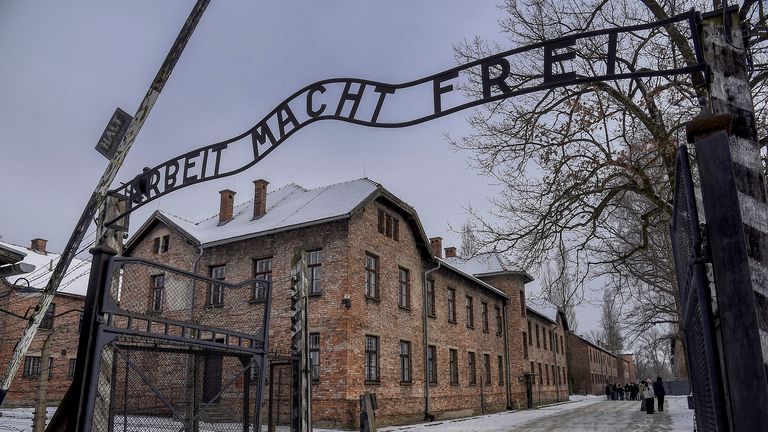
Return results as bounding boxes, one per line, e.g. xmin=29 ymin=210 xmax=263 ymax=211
xmin=523 ymin=311 xmax=568 ymax=405
xmin=477 ymin=274 xmax=527 ymax=408
xmin=565 ymin=333 xmax=619 ymax=395
xmin=121 ymin=197 xmax=524 ymax=428
xmin=0 ymin=281 xmax=84 ymax=407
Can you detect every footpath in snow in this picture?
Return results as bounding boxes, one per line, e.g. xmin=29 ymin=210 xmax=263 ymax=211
xmin=0 ymin=396 xmax=693 ymax=432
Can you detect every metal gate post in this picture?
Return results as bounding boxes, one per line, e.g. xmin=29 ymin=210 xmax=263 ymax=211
xmin=60 ymin=245 xmax=116 ymax=432
xmin=687 ymin=114 xmax=768 ymax=431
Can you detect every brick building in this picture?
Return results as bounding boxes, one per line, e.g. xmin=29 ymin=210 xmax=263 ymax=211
xmin=565 ymin=332 xmax=619 ymax=395
xmin=121 ymin=179 xmax=539 ymax=428
xmin=521 ymin=301 xmax=569 ymax=406
xmin=0 ymin=239 xmax=89 ymax=407
xmin=616 ymin=353 xmax=636 ymax=385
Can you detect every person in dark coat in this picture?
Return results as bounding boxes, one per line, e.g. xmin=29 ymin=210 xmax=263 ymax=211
xmin=605 ymin=382 xmax=611 ymax=400
xmin=653 ymin=376 xmax=667 ymax=412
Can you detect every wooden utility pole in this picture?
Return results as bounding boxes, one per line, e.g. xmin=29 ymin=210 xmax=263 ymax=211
xmin=32 ymin=332 xmax=54 ymax=432
xmin=0 ymin=0 xmax=211 ymax=408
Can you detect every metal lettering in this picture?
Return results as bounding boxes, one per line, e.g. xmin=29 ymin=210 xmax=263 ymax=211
xmin=433 ymin=71 xmax=459 ymax=114
xmin=165 ymin=160 xmax=179 ymax=190
xmin=306 ymin=85 xmax=327 ymax=118
xmin=210 ymin=143 xmax=227 ymax=176
xmin=183 ymin=150 xmax=200 ymax=183
xmin=277 ymin=104 xmax=300 ymax=139
xmin=147 ymin=169 xmax=161 ymax=198
xmin=371 ymin=86 xmax=395 ymax=123
xmin=251 ymin=123 xmax=277 ymax=158
xmin=105 ymin=10 xmax=706 ymax=227
xmin=481 ymin=58 xmax=512 ymax=99
xmin=335 ymin=82 xmax=365 ymax=119
xmin=543 ymin=39 xmax=577 ymax=83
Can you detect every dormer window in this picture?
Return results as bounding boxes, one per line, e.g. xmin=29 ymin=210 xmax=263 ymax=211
xmin=153 ymin=235 xmax=170 ymax=254
xmin=377 ymin=209 xmax=399 ymax=241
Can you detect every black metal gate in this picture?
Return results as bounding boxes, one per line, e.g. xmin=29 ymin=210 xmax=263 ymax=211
xmin=80 ymin=255 xmax=272 ymax=432
xmin=670 ymin=146 xmax=728 ymax=432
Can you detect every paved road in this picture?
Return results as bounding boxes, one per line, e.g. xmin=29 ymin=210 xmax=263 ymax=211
xmin=512 ymin=398 xmax=692 ymax=432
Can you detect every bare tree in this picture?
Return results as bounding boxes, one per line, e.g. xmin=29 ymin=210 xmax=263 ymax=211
xmin=459 ymin=221 xmax=480 ymax=258
xmin=599 ymin=288 xmax=624 ymax=354
xmin=539 ymin=248 xmax=580 ymax=332
xmin=633 ymin=325 xmax=675 ymax=381
xmin=451 ymin=0 xmax=768 ymax=357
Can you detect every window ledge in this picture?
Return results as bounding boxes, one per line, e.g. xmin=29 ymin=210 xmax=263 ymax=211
xmin=249 ymin=299 xmax=266 ymax=304
xmin=448 ymin=319 xmax=457 ymax=324
xmin=364 ymin=295 xmax=380 ymax=303
xmin=482 ymin=329 xmax=489 ymax=334
xmin=364 ymin=380 xmax=381 ymax=386
xmin=450 ymin=382 xmax=460 ymax=387
xmin=398 ymin=305 xmax=411 ymax=312
xmin=308 ymin=292 xmax=322 ymax=298
xmin=399 ymin=381 xmax=413 ymax=386
xmin=427 ymin=313 xmax=437 ymax=319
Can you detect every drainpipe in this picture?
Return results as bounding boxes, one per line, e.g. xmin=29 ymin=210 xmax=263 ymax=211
xmin=502 ymin=299 xmax=512 ymax=409
xmin=423 ymin=260 xmax=440 ymax=421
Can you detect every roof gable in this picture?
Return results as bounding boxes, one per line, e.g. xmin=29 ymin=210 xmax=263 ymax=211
xmin=0 ymin=241 xmax=91 ymax=297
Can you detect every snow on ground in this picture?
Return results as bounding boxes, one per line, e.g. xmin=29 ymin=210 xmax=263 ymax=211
xmin=378 ymin=399 xmax=604 ymax=432
xmin=0 ymin=408 xmax=55 ymax=432
xmin=567 ymin=394 xmax=604 ymax=402
xmin=0 ymin=396 xmax=695 ymax=432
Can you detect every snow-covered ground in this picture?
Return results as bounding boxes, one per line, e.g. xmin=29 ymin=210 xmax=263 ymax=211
xmin=0 ymin=396 xmax=694 ymax=432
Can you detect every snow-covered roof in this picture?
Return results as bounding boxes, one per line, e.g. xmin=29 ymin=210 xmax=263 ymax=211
xmin=443 ymin=253 xmax=533 ymax=283
xmin=143 ymin=179 xmax=380 ymax=247
xmin=526 ymin=298 xmax=559 ymax=324
xmin=436 ymin=258 xmax=508 ymax=299
xmin=128 ymin=178 xmax=514 ymax=300
xmin=0 ymin=241 xmax=91 ymax=297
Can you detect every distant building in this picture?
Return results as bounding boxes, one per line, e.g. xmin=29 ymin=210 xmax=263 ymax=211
xmin=121 ymin=178 xmax=542 ymax=428
xmin=617 ymin=353 xmax=636 ymax=385
xmin=522 ymin=300 xmax=570 ymax=406
xmin=0 ymin=238 xmax=89 ymax=406
xmin=565 ymin=332 xmax=619 ymax=395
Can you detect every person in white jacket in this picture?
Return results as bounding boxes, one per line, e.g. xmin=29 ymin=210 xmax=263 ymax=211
xmin=642 ymin=379 xmax=656 ymax=414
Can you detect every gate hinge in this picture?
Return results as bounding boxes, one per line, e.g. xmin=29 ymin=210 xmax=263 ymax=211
xmin=96 ymin=313 xmax=108 ymax=325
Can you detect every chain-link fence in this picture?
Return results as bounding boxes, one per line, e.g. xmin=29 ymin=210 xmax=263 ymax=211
xmin=84 ymin=257 xmax=271 ymax=432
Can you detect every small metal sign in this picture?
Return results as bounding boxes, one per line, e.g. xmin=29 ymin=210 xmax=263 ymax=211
xmin=95 ymin=108 xmax=132 ymax=160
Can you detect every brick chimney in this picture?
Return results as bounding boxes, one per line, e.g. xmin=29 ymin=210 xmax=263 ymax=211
xmin=444 ymin=246 xmax=457 ymax=258
xmin=429 ymin=237 xmax=443 ymax=258
xmin=218 ymin=189 xmax=236 ymax=225
xmin=253 ymin=179 xmax=269 ymax=219
xmin=30 ymin=238 xmax=47 ymax=255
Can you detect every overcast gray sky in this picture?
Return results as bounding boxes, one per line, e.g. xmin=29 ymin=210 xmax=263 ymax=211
xmin=0 ymin=1 xmax=601 ymax=332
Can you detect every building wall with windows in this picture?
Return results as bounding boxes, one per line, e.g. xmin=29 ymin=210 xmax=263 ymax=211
xmin=566 ymin=332 xmax=619 ymax=395
xmin=523 ymin=307 xmax=569 ymax=405
xmin=122 ymin=179 xmax=534 ymax=428
xmin=0 ymin=240 xmax=87 ymax=407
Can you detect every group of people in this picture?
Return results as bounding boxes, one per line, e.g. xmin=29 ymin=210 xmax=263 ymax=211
xmin=604 ymin=377 xmax=667 ymax=414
